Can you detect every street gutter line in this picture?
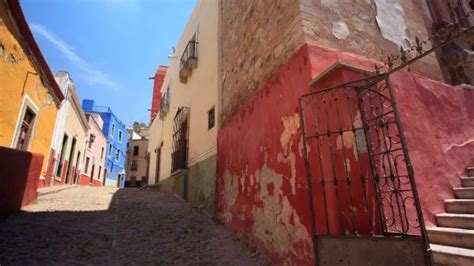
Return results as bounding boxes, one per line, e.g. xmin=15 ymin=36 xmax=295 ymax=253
xmin=110 ymin=192 xmax=120 ymax=266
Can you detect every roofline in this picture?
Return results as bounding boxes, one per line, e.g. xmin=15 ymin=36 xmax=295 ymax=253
xmin=6 ymin=0 xmax=65 ymax=101
xmin=309 ymin=61 xmax=374 ymax=86
xmin=68 ymin=85 xmax=90 ymax=132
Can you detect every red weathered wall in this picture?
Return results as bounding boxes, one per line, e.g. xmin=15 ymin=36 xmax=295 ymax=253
xmin=92 ymin=179 xmax=103 ymax=187
xmin=217 ymin=43 xmax=474 ymax=264
xmin=79 ymin=174 xmax=91 ymax=186
xmin=0 ymin=147 xmax=43 ymax=219
xmin=38 ymin=148 xmax=56 ymax=188
xmin=392 ymin=72 xmax=474 ymax=225
xmin=150 ymin=65 xmax=168 ymax=123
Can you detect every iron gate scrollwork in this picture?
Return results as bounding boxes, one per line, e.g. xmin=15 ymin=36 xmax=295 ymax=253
xmin=299 ymin=73 xmax=431 ymax=264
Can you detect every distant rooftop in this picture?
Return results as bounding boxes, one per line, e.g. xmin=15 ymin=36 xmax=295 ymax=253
xmin=82 ymin=99 xmax=126 ymax=128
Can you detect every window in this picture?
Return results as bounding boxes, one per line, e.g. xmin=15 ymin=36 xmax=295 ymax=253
xmin=88 ymin=134 xmax=95 ymax=149
xmin=84 ymin=157 xmax=90 ymax=174
xmin=133 ymin=146 xmax=139 ymax=156
xmin=108 ymin=144 xmax=112 ymax=156
xmin=98 ymin=166 xmax=102 ymax=180
xmin=111 ymin=123 xmax=115 ymax=137
xmin=115 ymin=149 xmax=120 ymax=161
xmin=16 ymin=108 xmax=36 ymax=151
xmin=208 ymin=106 xmax=215 ymax=129
xmin=131 ymin=160 xmax=138 ymax=171
xmin=101 ymin=147 xmax=104 ymax=159
xmin=118 ymin=130 xmax=122 ymax=142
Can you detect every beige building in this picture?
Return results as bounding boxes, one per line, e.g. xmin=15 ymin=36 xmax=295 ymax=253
xmin=148 ymin=0 xmax=218 ymax=213
xmin=125 ymin=128 xmax=149 ymax=187
xmin=49 ymin=71 xmax=88 ymax=185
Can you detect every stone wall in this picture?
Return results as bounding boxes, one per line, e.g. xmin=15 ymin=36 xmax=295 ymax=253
xmin=426 ymin=0 xmax=474 ymax=85
xmin=219 ymin=0 xmax=304 ymax=126
xmin=219 ymin=0 xmax=444 ymax=127
xmin=300 ymin=0 xmax=441 ymax=80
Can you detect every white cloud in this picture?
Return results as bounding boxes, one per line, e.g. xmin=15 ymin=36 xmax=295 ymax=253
xmin=30 ymin=23 xmax=120 ymax=91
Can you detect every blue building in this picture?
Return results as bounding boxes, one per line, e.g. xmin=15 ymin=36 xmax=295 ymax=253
xmin=82 ymin=99 xmax=128 ymax=187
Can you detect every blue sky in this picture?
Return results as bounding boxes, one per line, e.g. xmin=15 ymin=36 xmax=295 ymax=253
xmin=21 ymin=0 xmax=196 ymax=126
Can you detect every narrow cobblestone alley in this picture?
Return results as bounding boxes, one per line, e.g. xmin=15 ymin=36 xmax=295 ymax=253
xmin=0 ymin=187 xmax=269 ymax=265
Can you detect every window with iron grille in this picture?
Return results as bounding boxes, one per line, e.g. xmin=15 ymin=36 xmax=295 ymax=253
xmin=171 ymin=107 xmax=190 ymax=172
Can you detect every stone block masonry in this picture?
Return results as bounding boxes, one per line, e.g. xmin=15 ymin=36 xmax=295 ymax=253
xmin=219 ymin=0 xmax=443 ymax=128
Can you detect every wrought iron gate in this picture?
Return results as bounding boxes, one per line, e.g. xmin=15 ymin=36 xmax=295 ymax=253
xmin=299 ymin=73 xmax=431 ymax=265
xmin=298 ymin=12 xmax=473 ymax=264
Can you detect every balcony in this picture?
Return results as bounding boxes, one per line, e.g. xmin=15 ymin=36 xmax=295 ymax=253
xmin=159 ymin=87 xmax=170 ymax=117
xmin=179 ymin=40 xmax=198 ymax=83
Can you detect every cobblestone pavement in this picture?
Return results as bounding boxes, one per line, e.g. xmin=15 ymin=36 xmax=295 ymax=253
xmin=0 ymin=187 xmax=269 ymax=265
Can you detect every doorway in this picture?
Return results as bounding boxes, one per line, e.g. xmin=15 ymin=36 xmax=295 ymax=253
xmin=65 ymin=137 xmax=76 ymax=184
xmin=155 ymin=146 xmax=162 ymax=184
xmin=56 ymin=134 xmax=69 ymax=178
xmin=73 ymin=151 xmax=81 ymax=184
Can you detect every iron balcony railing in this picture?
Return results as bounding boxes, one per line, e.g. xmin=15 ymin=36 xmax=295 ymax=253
xmin=180 ymin=40 xmax=198 ymax=70
xmin=160 ymin=87 xmax=170 ymax=114
xmin=179 ymin=40 xmax=198 ymax=83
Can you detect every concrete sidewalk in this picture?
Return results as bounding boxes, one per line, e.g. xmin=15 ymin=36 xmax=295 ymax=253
xmin=37 ymin=185 xmax=78 ymax=197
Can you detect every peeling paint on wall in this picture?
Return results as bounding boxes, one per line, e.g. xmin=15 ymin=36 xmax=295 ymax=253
xmin=221 ymin=170 xmax=240 ymax=223
xmin=251 ymin=164 xmax=311 ymax=261
xmin=375 ymin=0 xmax=408 ymax=48
xmin=280 ymin=114 xmax=300 ymax=155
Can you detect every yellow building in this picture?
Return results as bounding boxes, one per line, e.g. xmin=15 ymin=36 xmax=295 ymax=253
xmin=148 ymin=0 xmax=218 ymax=213
xmin=0 ymin=0 xmax=64 ymax=176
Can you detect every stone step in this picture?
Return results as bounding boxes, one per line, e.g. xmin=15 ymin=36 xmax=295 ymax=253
xmin=427 ymin=227 xmax=474 ymax=249
xmin=445 ymin=199 xmax=474 ymax=214
xmin=436 ymin=213 xmax=474 ymax=229
xmin=454 ymin=187 xmax=474 ymax=199
xmin=461 ymin=176 xmax=474 ymax=188
xmin=467 ymin=167 xmax=474 ymax=177
xmin=431 ymin=244 xmax=474 ymax=266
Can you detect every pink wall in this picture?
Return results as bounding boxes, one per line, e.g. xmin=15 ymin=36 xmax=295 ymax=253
xmin=0 ymin=147 xmax=43 ymax=219
xmin=83 ymin=114 xmax=107 ymax=185
xmin=216 ymin=43 xmax=474 ymax=264
xmin=392 ymin=72 xmax=474 ymax=225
